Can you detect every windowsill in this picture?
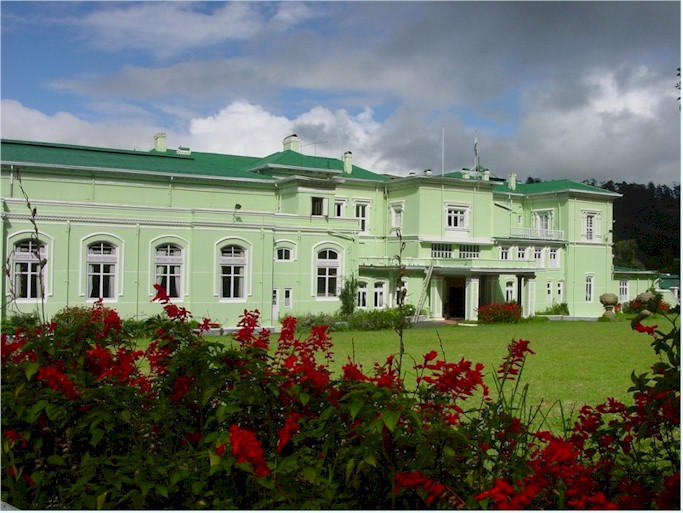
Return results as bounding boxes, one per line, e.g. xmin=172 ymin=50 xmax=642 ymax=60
xmin=315 ymin=297 xmax=339 ymax=301
xmin=219 ymin=298 xmax=248 ymax=303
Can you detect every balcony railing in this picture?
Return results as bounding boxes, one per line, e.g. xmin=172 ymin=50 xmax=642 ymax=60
xmin=510 ymin=227 xmax=565 ymax=240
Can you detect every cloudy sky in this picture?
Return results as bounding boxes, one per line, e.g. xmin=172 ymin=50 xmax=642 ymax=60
xmin=1 ymin=1 xmax=680 ymax=184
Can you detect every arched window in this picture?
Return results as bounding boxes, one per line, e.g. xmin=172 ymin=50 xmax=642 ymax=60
xmin=505 ymin=280 xmax=515 ymax=303
xmin=12 ymin=239 xmax=46 ymax=299
xmin=316 ymin=249 xmax=339 ymax=297
xmin=357 ymin=281 xmax=368 ymax=308
xmin=87 ymin=241 xmax=118 ymax=299
xmin=585 ymin=275 xmax=594 ymax=302
xmin=374 ymin=282 xmax=385 ymax=308
xmin=155 ymin=243 xmax=183 ymax=299
xmin=220 ymin=245 xmax=246 ymax=299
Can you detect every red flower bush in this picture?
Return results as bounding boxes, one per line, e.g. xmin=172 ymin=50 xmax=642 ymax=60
xmin=477 ymin=302 xmax=523 ymax=323
xmin=1 ymin=294 xmax=679 ymax=509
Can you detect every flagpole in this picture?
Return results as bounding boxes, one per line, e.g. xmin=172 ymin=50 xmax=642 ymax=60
xmin=441 ymin=126 xmax=445 ymax=176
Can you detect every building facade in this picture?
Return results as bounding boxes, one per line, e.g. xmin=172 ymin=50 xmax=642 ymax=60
xmin=1 ymin=134 xmax=651 ymax=328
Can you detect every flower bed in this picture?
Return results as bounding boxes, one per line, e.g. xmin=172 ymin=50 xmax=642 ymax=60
xmin=1 ymin=288 xmax=679 ymax=509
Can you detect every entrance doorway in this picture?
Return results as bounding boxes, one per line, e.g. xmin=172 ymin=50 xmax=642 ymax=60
xmin=445 ymin=278 xmax=465 ymax=319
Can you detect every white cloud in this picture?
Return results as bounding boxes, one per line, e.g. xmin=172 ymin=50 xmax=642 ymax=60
xmin=72 ymin=2 xmax=317 ymax=59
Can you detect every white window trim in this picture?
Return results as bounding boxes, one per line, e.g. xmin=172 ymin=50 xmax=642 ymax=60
xmin=86 ymin=241 xmax=119 ymax=301
xmin=283 ymin=288 xmax=293 ymax=309
xmin=80 ymin=233 xmax=125 ymax=300
xmin=149 ymin=235 xmax=189 ymax=300
xmin=357 ymin=281 xmax=368 ymax=309
xmin=311 ymin=196 xmax=329 ymax=217
xmin=585 ymin=274 xmax=595 ymax=303
xmin=548 ymin=248 xmax=560 ymax=269
xmin=214 ymin=237 xmax=252 ymax=301
xmin=154 ymin=243 xmax=185 ymax=300
xmin=312 ymin=242 xmax=344 ymax=300
xmin=274 ymin=239 xmax=297 ymax=262
xmin=500 ymin=246 xmax=510 ymax=260
xmin=354 ymin=199 xmax=371 ymax=235
xmin=10 ymin=236 xmax=50 ymax=301
xmin=619 ymin=280 xmax=629 ymax=302
xmin=373 ymin=281 xmax=387 ymax=309
xmin=582 ymin=210 xmax=602 ymax=242
xmin=390 ymin=201 xmax=405 ymax=229
xmin=444 ymin=203 xmax=471 ymax=232
xmin=334 ymin=198 xmax=348 ymax=218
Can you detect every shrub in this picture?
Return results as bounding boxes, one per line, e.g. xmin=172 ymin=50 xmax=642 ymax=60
xmin=536 ymin=302 xmax=570 ymax=316
xmin=477 ymin=302 xmax=523 ymax=323
xmin=2 ymin=311 xmax=41 ymax=334
xmin=1 ymin=291 xmax=679 ymax=509
xmin=623 ymin=290 xmax=670 ymax=315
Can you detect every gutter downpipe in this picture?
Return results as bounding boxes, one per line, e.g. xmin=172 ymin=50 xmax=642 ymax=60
xmin=65 ymin=221 xmax=71 ymax=306
xmin=136 ymin=224 xmax=141 ymax=319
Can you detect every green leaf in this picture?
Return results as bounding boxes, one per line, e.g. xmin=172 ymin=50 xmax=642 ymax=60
xmin=349 ymin=399 xmax=364 ymax=419
xmin=90 ymin=428 xmax=105 ymax=447
xmin=303 ymin=466 xmax=316 ymax=484
xmin=28 ymin=400 xmax=48 ymax=422
xmin=155 ymin=484 xmax=169 ymax=499
xmin=209 ymin=453 xmax=221 ymax=467
xmin=363 ymin=454 xmax=377 ymax=467
xmin=345 ymin=458 xmax=355 ymax=483
xmin=118 ymin=409 xmax=131 ymax=423
xmin=96 ymin=491 xmax=107 ymax=510
xmin=139 ymin=481 xmax=154 ymax=497
xmin=47 ymin=454 xmax=66 ymax=466
xmin=25 ymin=362 xmax=40 ymax=380
xmin=382 ymin=410 xmax=400 ymax=432
xmin=299 ymin=391 xmax=310 ymax=406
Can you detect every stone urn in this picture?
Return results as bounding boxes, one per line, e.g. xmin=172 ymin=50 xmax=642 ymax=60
xmin=600 ymin=292 xmax=619 ymax=320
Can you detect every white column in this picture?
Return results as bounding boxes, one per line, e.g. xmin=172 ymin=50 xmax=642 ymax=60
xmin=431 ymin=278 xmax=444 ymax=320
xmin=525 ymin=278 xmax=536 ymax=317
xmin=466 ymin=276 xmax=480 ymax=321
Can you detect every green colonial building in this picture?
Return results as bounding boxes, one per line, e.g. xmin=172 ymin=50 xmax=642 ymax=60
xmin=0 ymin=134 xmax=658 ymax=328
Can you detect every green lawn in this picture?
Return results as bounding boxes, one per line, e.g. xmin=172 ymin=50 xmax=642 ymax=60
xmin=204 ymin=318 xmax=666 ymax=431
xmin=319 ymin=319 xmax=662 ymax=430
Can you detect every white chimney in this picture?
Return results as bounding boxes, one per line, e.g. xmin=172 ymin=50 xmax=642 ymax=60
xmin=283 ymin=134 xmax=300 ymax=152
xmin=424 ymin=169 xmax=432 ymax=176
xmin=154 ymin=132 xmax=167 ymax=153
xmin=483 ymin=170 xmax=490 ymax=181
xmin=508 ymin=172 xmax=517 ymax=190
xmin=342 ymin=151 xmax=353 ymax=174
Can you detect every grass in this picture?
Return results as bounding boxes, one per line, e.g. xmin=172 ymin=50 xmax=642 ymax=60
xmin=198 ymin=317 xmax=671 ymax=431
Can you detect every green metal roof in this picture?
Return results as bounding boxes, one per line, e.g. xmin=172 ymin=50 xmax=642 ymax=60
xmin=613 ymin=265 xmax=659 ymax=275
xmin=494 ymin=179 xmax=621 ymax=197
xmin=1 ymin=139 xmax=389 ymax=183
xmin=1 ymin=139 xmax=272 ymax=182
xmin=659 ymin=274 xmax=680 ymax=289
xmin=249 ymin=150 xmax=390 ymax=182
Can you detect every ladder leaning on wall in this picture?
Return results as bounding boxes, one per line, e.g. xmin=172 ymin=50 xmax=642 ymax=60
xmin=412 ymin=264 xmax=434 ymax=322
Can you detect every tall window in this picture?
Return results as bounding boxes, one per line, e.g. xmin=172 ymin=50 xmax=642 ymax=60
xmin=583 ymin=211 xmax=601 ymax=241
xmin=391 ymin=203 xmax=403 ymax=229
xmin=374 ymin=282 xmax=385 ymax=308
xmin=357 ymin=281 xmax=368 ymax=308
xmin=334 ymin=199 xmax=346 ymax=217
xmin=546 ymin=281 xmax=553 ymax=304
xmin=505 ymin=281 xmax=515 ymax=303
xmin=500 ymin=246 xmax=510 ymax=260
xmin=585 ymin=275 xmax=594 ymax=302
xmin=446 ymin=206 xmax=467 ymax=228
xmin=355 ymin=202 xmax=369 ymax=233
xmin=87 ymin=242 xmax=117 ymax=299
xmin=311 ymin=197 xmax=328 ymax=216
xmin=220 ymin=245 xmax=246 ymax=299
xmin=316 ymin=249 xmax=339 ymax=297
xmin=619 ymin=280 xmax=629 ymax=302
xmin=548 ymin=248 xmax=560 ymax=269
xmin=517 ymin=247 xmax=527 ymax=260
xmin=557 ymin=281 xmax=565 ymax=303
xmin=534 ymin=247 xmax=545 ymax=268
xmin=283 ymin=288 xmax=293 ymax=308
xmin=535 ymin=211 xmax=552 ymax=235
xmin=155 ymin=244 xmax=183 ymax=299
xmin=12 ymin=239 xmax=46 ymax=299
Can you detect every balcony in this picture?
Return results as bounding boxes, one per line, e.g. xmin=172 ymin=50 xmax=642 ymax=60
xmin=358 ymin=256 xmax=537 ymax=272
xmin=510 ymin=227 xmax=565 ymax=241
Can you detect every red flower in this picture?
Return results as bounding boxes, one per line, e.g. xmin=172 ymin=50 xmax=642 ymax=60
xmin=394 ymin=471 xmax=446 ymax=505
xmin=229 ymin=424 xmax=270 ymax=477
xmin=36 ymin=364 xmax=79 ymax=400
xmin=277 ymin=412 xmax=302 ymax=454
xmin=633 ymin=323 xmax=657 ymax=338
